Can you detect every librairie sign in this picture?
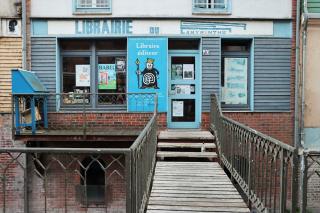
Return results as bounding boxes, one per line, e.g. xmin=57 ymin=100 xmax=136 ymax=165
xmin=43 ymin=19 xmax=273 ymax=36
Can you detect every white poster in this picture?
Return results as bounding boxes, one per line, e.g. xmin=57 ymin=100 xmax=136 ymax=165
xmin=176 ymin=85 xmax=191 ymax=95
xmin=183 ymin=64 xmax=194 ymax=80
xmin=223 ymin=58 xmax=248 ymax=105
xmin=76 ymin=65 xmax=90 ymax=87
xmin=172 ymin=101 xmax=184 ymax=117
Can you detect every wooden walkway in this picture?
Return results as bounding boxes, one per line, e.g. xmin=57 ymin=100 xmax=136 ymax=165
xmin=147 ymin=161 xmax=250 ymax=213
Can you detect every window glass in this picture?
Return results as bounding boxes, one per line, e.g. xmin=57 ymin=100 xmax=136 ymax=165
xmin=60 ymin=40 xmax=91 ymax=51
xmin=96 ymin=39 xmax=127 ymax=50
xmin=97 ymin=56 xmax=126 ymax=105
xmin=80 ymin=157 xmax=105 ymax=204
xmin=168 ymin=39 xmax=199 ymax=50
xmin=62 ymin=57 xmax=91 ymax=104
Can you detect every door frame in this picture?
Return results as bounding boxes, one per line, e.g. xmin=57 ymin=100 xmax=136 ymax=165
xmin=167 ymin=50 xmax=201 ymax=129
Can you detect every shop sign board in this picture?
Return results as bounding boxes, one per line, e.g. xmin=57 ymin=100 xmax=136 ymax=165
xmin=127 ymin=37 xmax=168 ymax=112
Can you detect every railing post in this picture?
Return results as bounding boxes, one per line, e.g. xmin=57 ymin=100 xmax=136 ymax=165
xmin=126 ymin=151 xmax=132 ymax=213
xmin=301 ymin=153 xmax=308 ymax=213
xmin=24 ymin=153 xmax=29 ymax=213
xmin=154 ymin=94 xmax=158 ymax=114
xmin=247 ymin=141 xmax=252 ymax=209
xmin=291 ymin=149 xmax=299 ymax=212
xmin=279 ymin=149 xmax=288 ymax=213
xmin=82 ymin=94 xmax=86 ymax=139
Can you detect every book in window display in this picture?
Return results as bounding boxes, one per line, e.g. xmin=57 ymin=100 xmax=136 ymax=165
xmin=116 ymin=58 xmax=126 ymax=73
xmin=171 ymin=64 xmax=183 ymax=80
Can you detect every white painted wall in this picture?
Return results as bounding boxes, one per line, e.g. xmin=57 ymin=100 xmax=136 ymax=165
xmin=0 ymin=0 xmax=20 ymax=17
xmin=31 ymin=0 xmax=292 ymax=19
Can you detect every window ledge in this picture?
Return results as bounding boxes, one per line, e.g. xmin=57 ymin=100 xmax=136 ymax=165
xmin=192 ymin=10 xmax=231 ymax=15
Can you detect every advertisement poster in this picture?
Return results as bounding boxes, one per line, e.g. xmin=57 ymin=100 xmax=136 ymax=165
xmin=172 ymin=101 xmax=184 ymax=117
xmin=223 ymin=58 xmax=248 ymax=105
xmin=75 ymin=65 xmax=90 ymax=87
xmin=128 ymin=37 xmax=168 ymax=112
xmin=116 ymin=58 xmax=126 ymax=72
xmin=98 ymin=64 xmax=116 ymax=90
xmin=183 ymin=64 xmax=194 ymax=80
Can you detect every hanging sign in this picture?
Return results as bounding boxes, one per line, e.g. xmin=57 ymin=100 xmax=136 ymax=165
xmin=75 ymin=65 xmax=90 ymax=87
xmin=127 ymin=37 xmax=168 ymax=112
xmin=98 ymin=64 xmax=116 ymax=90
xmin=223 ymin=58 xmax=248 ymax=105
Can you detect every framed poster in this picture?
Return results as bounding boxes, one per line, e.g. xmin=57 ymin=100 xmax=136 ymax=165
xmin=116 ymin=58 xmax=126 ymax=72
xmin=75 ymin=65 xmax=90 ymax=87
xmin=172 ymin=101 xmax=184 ymax=117
xmin=223 ymin=58 xmax=248 ymax=105
xmin=171 ymin=64 xmax=183 ymax=80
xmin=98 ymin=64 xmax=116 ymax=90
xmin=183 ymin=64 xmax=194 ymax=80
xmin=175 ymin=85 xmax=191 ymax=95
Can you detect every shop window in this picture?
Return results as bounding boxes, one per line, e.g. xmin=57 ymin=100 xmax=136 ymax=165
xmin=60 ymin=39 xmax=127 ymax=108
xmin=62 ymin=57 xmax=91 ymax=105
xmin=97 ymin=56 xmax=126 ymax=105
xmin=79 ymin=157 xmax=106 ymax=204
xmin=60 ymin=40 xmax=91 ymax=51
xmin=193 ymin=0 xmax=231 ymax=13
xmin=221 ymin=40 xmax=251 ymax=110
xmin=96 ymin=39 xmax=127 ymax=50
xmin=74 ymin=0 xmax=111 ymax=14
xmin=168 ymin=39 xmax=200 ymax=50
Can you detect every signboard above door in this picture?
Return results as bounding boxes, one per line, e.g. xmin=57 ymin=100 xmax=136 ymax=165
xmin=33 ymin=19 xmax=275 ymax=36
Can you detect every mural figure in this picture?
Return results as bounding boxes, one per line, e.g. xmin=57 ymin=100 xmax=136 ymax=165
xmin=135 ymin=58 xmax=159 ymax=89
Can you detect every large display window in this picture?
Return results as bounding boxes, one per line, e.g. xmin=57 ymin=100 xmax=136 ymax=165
xmin=60 ymin=39 xmax=127 ymax=108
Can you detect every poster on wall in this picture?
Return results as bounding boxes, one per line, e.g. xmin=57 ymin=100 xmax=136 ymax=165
xmin=223 ymin=58 xmax=248 ymax=105
xmin=128 ymin=37 xmax=168 ymax=112
xmin=172 ymin=101 xmax=184 ymax=117
xmin=75 ymin=65 xmax=90 ymax=87
xmin=98 ymin=64 xmax=116 ymax=90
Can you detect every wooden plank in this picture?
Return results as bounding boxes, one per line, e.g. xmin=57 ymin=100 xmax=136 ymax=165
xmin=147 ymin=205 xmax=249 ymax=212
xmin=158 ymin=142 xmax=216 ymax=149
xmin=158 ymin=130 xmax=215 ymax=140
xmin=157 ymin=151 xmax=217 ymax=158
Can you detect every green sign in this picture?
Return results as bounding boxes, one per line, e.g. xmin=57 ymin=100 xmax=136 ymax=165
xmin=98 ymin=64 xmax=116 ymax=90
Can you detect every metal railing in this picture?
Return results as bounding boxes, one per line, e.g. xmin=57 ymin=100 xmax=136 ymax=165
xmin=301 ymin=150 xmax=320 ymax=212
xmin=12 ymin=93 xmax=156 ymax=135
xmin=210 ymin=94 xmax=299 ymax=213
xmin=1 ymin=96 xmax=158 ymax=213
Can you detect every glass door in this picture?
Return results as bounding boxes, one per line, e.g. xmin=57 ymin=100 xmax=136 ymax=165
xmin=168 ymin=53 xmax=200 ymax=128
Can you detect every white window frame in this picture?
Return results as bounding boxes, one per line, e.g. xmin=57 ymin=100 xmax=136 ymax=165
xmin=193 ymin=0 xmax=231 ymax=14
xmin=77 ymin=0 xmax=110 ymax=8
xmin=73 ymin=0 xmax=111 ymax=14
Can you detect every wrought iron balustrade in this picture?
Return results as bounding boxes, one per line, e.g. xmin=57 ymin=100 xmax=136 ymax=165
xmin=301 ymin=150 xmax=320 ymax=213
xmin=210 ymin=94 xmax=299 ymax=213
xmin=1 ymin=96 xmax=158 ymax=213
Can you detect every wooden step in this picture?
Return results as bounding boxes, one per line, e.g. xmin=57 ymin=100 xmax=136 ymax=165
xmin=158 ymin=130 xmax=215 ymax=141
xmin=158 ymin=142 xmax=216 ymax=149
xmin=157 ymin=151 xmax=217 ymax=158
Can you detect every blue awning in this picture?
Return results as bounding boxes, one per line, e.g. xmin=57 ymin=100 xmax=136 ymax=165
xmin=12 ymin=69 xmax=47 ymax=94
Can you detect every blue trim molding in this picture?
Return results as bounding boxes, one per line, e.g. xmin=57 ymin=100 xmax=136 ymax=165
xmin=273 ymin=21 xmax=292 ymax=38
xmin=32 ymin=20 xmax=48 ymax=36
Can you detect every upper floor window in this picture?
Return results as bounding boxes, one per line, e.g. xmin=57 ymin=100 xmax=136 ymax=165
xmin=74 ymin=0 xmax=111 ymax=14
xmin=193 ymin=0 xmax=231 ymax=14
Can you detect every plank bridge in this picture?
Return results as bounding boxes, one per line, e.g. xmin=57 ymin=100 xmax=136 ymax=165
xmin=146 ymin=130 xmax=250 ymax=213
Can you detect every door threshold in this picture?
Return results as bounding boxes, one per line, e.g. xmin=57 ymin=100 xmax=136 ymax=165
xmin=166 ymin=128 xmax=202 ymax=132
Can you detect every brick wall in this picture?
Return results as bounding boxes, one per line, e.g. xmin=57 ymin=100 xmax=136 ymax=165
xmin=47 ymin=112 xmax=153 ymax=130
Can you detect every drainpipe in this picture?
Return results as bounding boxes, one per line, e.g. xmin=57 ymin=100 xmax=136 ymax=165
xmin=301 ymin=0 xmax=309 ymax=148
xmin=294 ymin=0 xmax=301 ymax=149
xmin=22 ymin=0 xmax=27 ymax=69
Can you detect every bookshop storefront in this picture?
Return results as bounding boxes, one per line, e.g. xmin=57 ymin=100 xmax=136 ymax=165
xmin=31 ymin=19 xmax=292 ymax=129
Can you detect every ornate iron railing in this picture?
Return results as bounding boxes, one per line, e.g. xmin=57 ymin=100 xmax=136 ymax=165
xmin=12 ymin=93 xmax=156 ymax=135
xmin=301 ymin=150 xmax=320 ymax=213
xmin=210 ymin=94 xmax=299 ymax=213
xmin=1 ymin=97 xmax=158 ymax=213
